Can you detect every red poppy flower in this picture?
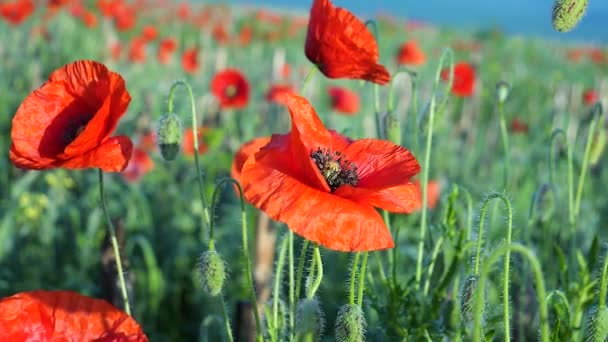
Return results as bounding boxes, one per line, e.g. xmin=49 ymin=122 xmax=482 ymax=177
xmin=157 ymin=37 xmax=177 ymax=64
xmin=583 ymin=89 xmax=599 ymax=105
xmin=212 ymin=23 xmax=231 ymax=45
xmin=177 ymin=2 xmax=190 ymax=21
xmin=128 ymin=38 xmax=146 ymax=63
xmin=441 ymin=62 xmax=476 ymax=97
xmin=139 ymin=130 xmax=156 ymax=152
xmin=110 ymin=41 xmax=122 ymax=60
xmin=81 ymin=10 xmax=98 ymax=28
xmin=181 ymin=48 xmax=199 ymax=74
xmin=141 ymin=25 xmax=158 ymax=42
xmin=10 ymin=60 xmax=133 ymax=172
xmin=113 ymin=5 xmax=136 ymax=32
xmin=210 ymin=69 xmax=250 ymax=109
xmin=266 ymin=84 xmax=294 ymax=105
xmin=413 ymin=180 xmax=440 ymax=210
xmin=0 ymin=0 xmax=35 ymax=26
xmin=0 ymin=290 xmax=148 ymax=341
xmin=97 ymin=0 xmax=120 ymax=18
xmin=396 ymin=41 xmax=426 ymax=66
xmin=122 ymin=147 xmax=154 ymax=182
xmin=304 ymin=0 xmax=390 ymax=85
xmin=328 ymin=86 xmax=360 ymax=115
xmin=240 ymin=94 xmax=421 ymax=251
xmin=589 ymin=48 xmax=606 ymax=65
xmin=566 ymin=48 xmax=585 ymax=62
xmin=183 ymin=127 xmax=209 ymax=156
xmin=231 ymin=137 xmax=272 ymax=183
xmin=510 ymin=118 xmax=529 ymax=134
xmin=238 ymin=25 xmax=253 ymax=46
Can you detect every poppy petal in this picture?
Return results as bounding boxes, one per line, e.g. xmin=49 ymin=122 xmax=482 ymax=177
xmin=59 ymin=136 xmax=133 ymax=172
xmin=241 ymin=155 xmax=394 ymax=251
xmin=231 ymin=136 xmax=272 ymax=182
xmin=334 ymin=183 xmax=421 ymax=213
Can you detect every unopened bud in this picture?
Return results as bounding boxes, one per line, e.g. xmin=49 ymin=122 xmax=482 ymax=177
xmin=460 ymin=274 xmax=480 ymax=325
xmin=383 ymin=112 xmax=401 ymax=145
xmin=495 ymin=81 xmax=511 ymax=103
xmin=295 ymin=297 xmax=325 ymax=341
xmin=196 ymin=250 xmax=226 ymax=296
xmin=590 ymin=128 xmax=606 ymax=166
xmin=585 ymin=306 xmax=608 ymax=342
xmin=552 ymin=0 xmax=589 ymax=32
xmin=335 ymin=304 xmax=366 ymax=342
xmin=157 ymin=112 xmax=182 ymax=161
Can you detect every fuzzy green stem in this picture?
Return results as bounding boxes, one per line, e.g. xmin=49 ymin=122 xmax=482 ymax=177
xmin=349 ymin=252 xmax=361 ymax=305
xmin=272 ymin=235 xmax=289 ymax=341
xmin=423 ymin=236 xmax=445 ymax=297
xmin=472 ymin=243 xmax=549 ymax=342
xmin=357 ymin=251 xmax=369 ymax=307
xmin=295 ymin=240 xmax=310 ymax=301
xmin=546 ymin=290 xmax=570 ymax=314
xmin=307 ymin=245 xmax=323 ymax=299
xmin=219 ymin=295 xmax=235 ymax=342
xmin=374 ymin=252 xmax=387 ymax=282
xmin=471 ymin=193 xmax=513 ymax=340
xmin=415 ymin=48 xmax=454 ymax=290
xmin=600 ymin=250 xmax=608 ymax=309
xmin=574 ymin=103 xmax=603 ymax=220
xmin=497 ymin=102 xmax=510 ymax=189
xmin=288 ymin=232 xmax=294 ymax=342
xmin=98 ymin=169 xmax=131 ymax=315
xmin=548 ymin=129 xmax=573 ymax=224
xmin=167 ymin=81 xmax=211 ymax=240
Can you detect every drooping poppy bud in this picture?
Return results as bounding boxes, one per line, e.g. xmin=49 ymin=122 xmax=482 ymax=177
xmin=335 ymin=304 xmax=366 ymax=342
xmin=157 ymin=112 xmax=183 ymax=161
xmin=296 ymin=297 xmax=325 ymax=341
xmin=590 ymin=127 xmax=606 ymax=166
xmin=196 ymin=250 xmax=226 ymax=297
xmin=495 ymin=81 xmax=511 ymax=104
xmin=552 ymin=0 xmax=589 ymax=32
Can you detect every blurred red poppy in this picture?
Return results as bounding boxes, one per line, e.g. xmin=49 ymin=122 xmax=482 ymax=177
xmin=97 ymin=0 xmax=120 ymax=18
xmin=128 ymin=37 xmax=146 ymax=63
xmin=139 ymin=130 xmax=157 ymax=152
xmin=238 ymin=25 xmax=253 ymax=46
xmin=113 ymin=5 xmax=136 ymax=32
xmin=122 ymin=147 xmax=154 ymax=182
xmin=396 ymin=41 xmax=426 ymax=66
xmin=181 ymin=48 xmax=200 ymax=74
xmin=81 ymin=10 xmax=98 ymax=28
xmin=10 ymin=60 xmax=133 ymax=172
xmin=110 ymin=41 xmax=122 ymax=60
xmin=510 ymin=118 xmax=529 ymax=134
xmin=211 ymin=69 xmax=250 ymax=109
xmin=231 ymin=137 xmax=272 ymax=183
xmin=413 ymin=180 xmax=440 ymax=210
xmin=157 ymin=37 xmax=177 ymax=64
xmin=240 ymin=94 xmax=421 ymax=251
xmin=0 ymin=0 xmax=35 ymax=26
xmin=441 ymin=62 xmax=476 ymax=97
xmin=141 ymin=25 xmax=158 ymax=42
xmin=566 ymin=48 xmax=585 ymax=62
xmin=328 ymin=86 xmax=360 ymax=115
xmin=47 ymin=0 xmax=70 ymax=11
xmin=176 ymin=2 xmax=190 ymax=21
xmin=305 ymin=0 xmax=390 ymax=85
xmin=0 ymin=290 xmax=148 ymax=341
xmin=183 ymin=127 xmax=209 ymax=156
xmin=583 ymin=89 xmax=599 ymax=105
xmin=266 ymin=84 xmax=294 ymax=105
xmin=212 ymin=22 xmax=231 ymax=45
xmin=589 ymin=48 xmax=606 ymax=65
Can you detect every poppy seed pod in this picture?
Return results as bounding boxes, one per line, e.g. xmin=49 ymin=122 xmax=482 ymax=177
xmin=157 ymin=112 xmax=182 ymax=161
xmin=196 ymin=250 xmax=226 ymax=297
xmin=585 ymin=306 xmax=608 ymax=342
xmin=552 ymin=0 xmax=589 ymax=32
xmin=495 ymin=81 xmax=511 ymax=104
xmin=335 ymin=304 xmax=366 ymax=342
xmin=295 ymin=298 xmax=325 ymax=341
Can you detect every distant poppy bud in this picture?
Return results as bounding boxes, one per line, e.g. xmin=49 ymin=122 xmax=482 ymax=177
xmin=552 ymin=0 xmax=588 ymax=32
xmin=335 ymin=304 xmax=366 ymax=342
xmin=383 ymin=112 xmax=401 ymax=145
xmin=585 ymin=306 xmax=608 ymax=342
xmin=460 ymin=274 xmax=480 ymax=325
xmin=590 ymin=127 xmax=606 ymax=166
xmin=196 ymin=250 xmax=226 ymax=297
xmin=495 ymin=81 xmax=511 ymax=103
xmin=157 ymin=113 xmax=182 ymax=161
xmin=296 ymin=298 xmax=325 ymax=341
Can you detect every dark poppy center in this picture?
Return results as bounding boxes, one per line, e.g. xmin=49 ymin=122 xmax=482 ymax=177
xmin=63 ymin=116 xmax=91 ymax=145
xmin=224 ymin=84 xmax=238 ymax=99
xmin=310 ymin=147 xmax=359 ymax=192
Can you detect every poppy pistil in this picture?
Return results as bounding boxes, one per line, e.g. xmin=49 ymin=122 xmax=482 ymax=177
xmin=310 ymin=147 xmax=359 ymax=191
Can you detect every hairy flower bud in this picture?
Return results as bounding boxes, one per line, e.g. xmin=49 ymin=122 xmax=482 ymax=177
xmin=552 ymin=0 xmax=589 ymax=32
xmin=495 ymin=81 xmax=511 ymax=104
xmin=590 ymin=127 xmax=606 ymax=167
xmin=585 ymin=306 xmax=608 ymax=342
xmin=460 ymin=274 xmax=480 ymax=324
xmin=157 ymin=112 xmax=182 ymax=161
xmin=335 ymin=304 xmax=366 ymax=342
xmin=296 ymin=298 xmax=325 ymax=341
xmin=196 ymin=250 xmax=226 ymax=296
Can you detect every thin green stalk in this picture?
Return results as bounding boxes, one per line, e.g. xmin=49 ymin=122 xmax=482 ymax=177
xmin=415 ymin=48 xmax=454 ymax=290
xmin=374 ymin=252 xmax=387 ymax=283
xmin=167 ymin=81 xmax=211 ymax=239
xmin=423 ymin=236 xmax=445 ymax=297
xmin=472 ymin=243 xmax=549 ymax=342
xmin=349 ymin=252 xmax=361 ymax=305
xmin=219 ymin=296 xmax=235 ymax=342
xmin=600 ymin=250 xmax=608 ymax=309
xmin=356 ymin=252 xmax=369 ymax=307
xmin=470 ymin=193 xmax=513 ymax=341
xmin=295 ymin=240 xmax=310 ymax=301
xmin=546 ymin=290 xmax=570 ymax=314
xmin=98 ymin=169 xmax=131 ymax=315
xmin=497 ymin=101 xmax=510 ymax=189
xmin=288 ymin=232 xmax=294 ymax=342
xmin=307 ymin=246 xmax=323 ymax=299
xmin=272 ymin=235 xmax=289 ymax=342
xmin=548 ymin=129 xmax=573 ymax=224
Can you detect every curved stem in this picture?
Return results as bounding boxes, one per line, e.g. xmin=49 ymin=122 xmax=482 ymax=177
xmin=356 ymin=251 xmax=369 ymax=307
xmin=472 ymin=243 xmax=549 ymax=342
xmin=307 ymin=245 xmax=323 ymax=299
xmin=219 ymin=295 xmax=235 ymax=342
xmin=546 ymin=290 xmax=571 ymax=314
xmin=349 ymin=252 xmax=361 ymax=305
xmin=415 ymin=48 xmax=454 ymax=290
xmin=98 ymin=169 xmax=131 ymax=315
xmin=167 ymin=81 xmax=211 ymax=240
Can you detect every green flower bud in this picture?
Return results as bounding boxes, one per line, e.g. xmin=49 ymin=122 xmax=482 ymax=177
xmin=196 ymin=250 xmax=226 ymax=296
xmin=590 ymin=128 xmax=606 ymax=166
xmin=552 ymin=0 xmax=589 ymax=32
xmin=157 ymin=112 xmax=182 ymax=161
xmin=296 ymin=297 xmax=325 ymax=341
xmin=585 ymin=306 xmax=608 ymax=342
xmin=335 ymin=304 xmax=366 ymax=342
xmin=495 ymin=81 xmax=511 ymax=104
xmin=383 ymin=112 xmax=402 ymax=146
xmin=460 ymin=274 xmax=480 ymax=325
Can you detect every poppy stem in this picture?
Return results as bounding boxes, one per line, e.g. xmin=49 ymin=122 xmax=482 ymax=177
xmin=423 ymin=236 xmax=445 ymax=297
xmin=98 ymin=169 xmax=131 ymax=316
xmin=307 ymin=245 xmax=323 ymax=299
xmin=471 ymin=193 xmax=513 ymax=341
xmin=356 ymin=251 xmax=369 ymax=307
xmin=288 ymin=231 xmax=295 ymax=342
xmin=349 ymin=252 xmax=361 ymax=305
xmin=472 ymin=243 xmax=548 ymax=342
xmin=167 ymin=80 xmax=211 ymax=240
xmin=218 ymin=295 xmax=235 ymax=342
xmin=599 ymin=249 xmax=608 ymax=310
xmin=273 ymin=235 xmax=289 ymax=341
xmin=497 ymin=101 xmax=511 ymax=189
xmin=415 ymin=48 xmax=454 ymax=291
xmin=300 ymin=66 xmax=317 ymax=93
xmin=295 ymin=239 xmax=310 ymax=301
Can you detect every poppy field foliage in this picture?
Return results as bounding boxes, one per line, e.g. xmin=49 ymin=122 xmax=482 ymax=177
xmin=1 ymin=0 xmax=608 ymax=341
